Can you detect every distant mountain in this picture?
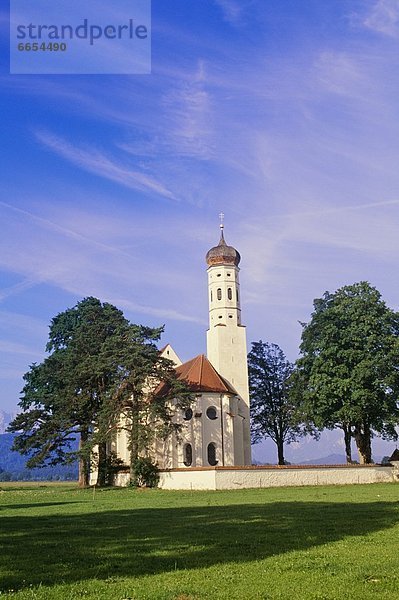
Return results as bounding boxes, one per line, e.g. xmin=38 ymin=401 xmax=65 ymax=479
xmin=0 ymin=433 xmax=78 ymax=482
xmin=299 ymin=454 xmax=350 ymax=465
xmin=252 ymin=454 xmax=350 ymax=466
xmin=0 ymin=410 xmax=15 ymax=434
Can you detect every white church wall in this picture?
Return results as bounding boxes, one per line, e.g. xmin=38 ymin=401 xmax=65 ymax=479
xmin=160 ymin=344 xmax=182 ymax=367
xmin=200 ymin=392 xmax=223 ymax=466
xmin=170 ymin=391 xmax=239 ymax=468
xmin=192 ymin=400 xmax=203 ymax=467
xmin=116 ymin=426 xmax=129 ymax=464
xmin=221 ymin=395 xmax=235 ymax=465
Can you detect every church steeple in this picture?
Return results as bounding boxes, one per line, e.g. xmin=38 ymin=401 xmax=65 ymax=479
xmin=205 ymin=221 xmax=242 ymax=327
xmin=205 ymin=220 xmax=241 ymax=267
xmin=205 ymin=217 xmax=251 ymax=465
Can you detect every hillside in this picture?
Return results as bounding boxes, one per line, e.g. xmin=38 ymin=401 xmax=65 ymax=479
xmin=0 ymin=433 xmax=78 ymax=481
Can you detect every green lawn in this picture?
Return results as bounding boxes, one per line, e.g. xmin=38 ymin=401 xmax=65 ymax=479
xmin=0 ymin=482 xmax=398 ymax=599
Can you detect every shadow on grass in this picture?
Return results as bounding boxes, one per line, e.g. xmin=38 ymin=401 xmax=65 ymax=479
xmin=0 ymin=501 xmax=83 ymax=511
xmin=1 ymin=501 xmax=398 ymax=590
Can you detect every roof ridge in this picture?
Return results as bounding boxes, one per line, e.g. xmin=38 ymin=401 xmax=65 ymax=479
xmin=199 ymin=354 xmax=204 ymax=383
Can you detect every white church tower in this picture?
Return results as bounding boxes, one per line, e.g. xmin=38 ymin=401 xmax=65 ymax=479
xmin=206 ymin=216 xmax=251 ymax=465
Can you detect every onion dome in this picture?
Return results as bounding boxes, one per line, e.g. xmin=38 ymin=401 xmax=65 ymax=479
xmin=206 ymin=228 xmax=241 ymax=267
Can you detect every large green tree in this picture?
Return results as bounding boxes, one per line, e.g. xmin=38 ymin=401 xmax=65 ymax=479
xmin=297 ymin=282 xmax=399 ymax=463
xmin=100 ymin=330 xmax=192 ymax=483
xmin=248 ymin=340 xmax=307 ymax=465
xmin=8 ymin=297 xmax=191 ymax=486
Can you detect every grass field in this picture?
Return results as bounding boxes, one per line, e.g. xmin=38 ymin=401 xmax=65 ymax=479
xmin=0 ymin=482 xmax=398 ymax=599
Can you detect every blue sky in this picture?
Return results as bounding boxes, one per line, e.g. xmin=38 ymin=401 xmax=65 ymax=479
xmin=1 ymin=0 xmax=399 ymax=462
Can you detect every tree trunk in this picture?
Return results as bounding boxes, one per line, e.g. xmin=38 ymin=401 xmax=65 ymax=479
xmin=96 ymin=441 xmax=107 ymax=487
xmin=277 ymin=438 xmax=285 ymax=466
xmin=354 ymin=422 xmax=372 ymax=464
xmin=78 ymin=428 xmax=90 ymax=487
xmin=342 ymin=424 xmax=353 ymax=463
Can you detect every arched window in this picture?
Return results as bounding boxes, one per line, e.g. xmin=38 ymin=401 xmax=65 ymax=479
xmin=183 ymin=408 xmax=193 ymax=421
xmin=236 ymin=289 xmax=239 ymax=302
xmin=206 ymin=406 xmax=217 ymax=420
xmin=207 ymin=443 xmax=217 ymax=466
xmin=183 ymin=443 xmax=192 ymax=467
xmin=227 ymin=288 xmax=232 ymax=300
xmin=210 ymin=290 xmax=213 ymax=302
xmin=217 ymin=288 xmax=222 ymax=300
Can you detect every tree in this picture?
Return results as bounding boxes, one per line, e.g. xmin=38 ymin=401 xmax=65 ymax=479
xmin=9 ymin=297 xmax=133 ymax=486
xmin=100 ymin=330 xmax=192 ymax=482
xmin=8 ymin=297 xmax=191 ymax=486
xmin=248 ymin=340 xmax=307 ymax=465
xmin=297 ymin=282 xmax=399 ymax=463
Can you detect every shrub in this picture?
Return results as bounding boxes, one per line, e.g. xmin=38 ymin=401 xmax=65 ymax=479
xmin=130 ymin=457 xmax=159 ymax=488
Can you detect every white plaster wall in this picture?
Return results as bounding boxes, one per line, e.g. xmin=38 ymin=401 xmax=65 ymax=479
xmin=200 ymin=393 xmax=223 ymax=466
xmin=215 ymin=466 xmax=394 ymax=489
xmin=207 ymin=322 xmax=249 ymax=401
xmin=159 ymin=469 xmax=216 ymax=490
xmin=158 ymin=466 xmax=395 ymax=490
xmin=390 ymin=461 xmax=399 ymax=481
xmin=221 ymin=395 xmax=235 ymax=465
xmin=207 ymin=265 xmax=242 ymax=326
xmin=116 ymin=426 xmax=129 ymax=464
xmin=89 ymin=444 xmax=98 ymax=485
xmin=160 ymin=344 xmax=182 ymax=367
xmin=169 ymin=392 xmax=235 ymax=468
xmin=114 ymin=470 xmax=130 ymax=487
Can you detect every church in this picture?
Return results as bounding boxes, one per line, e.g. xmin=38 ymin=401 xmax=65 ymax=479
xmin=90 ymin=222 xmax=398 ymax=490
xmin=93 ymin=220 xmax=252 ymax=485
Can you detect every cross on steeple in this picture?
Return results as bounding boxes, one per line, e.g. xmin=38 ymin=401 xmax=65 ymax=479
xmin=219 ymin=212 xmax=225 ymax=231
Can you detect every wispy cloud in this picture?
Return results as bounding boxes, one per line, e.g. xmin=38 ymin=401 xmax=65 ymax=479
xmin=214 ymin=0 xmax=248 ymax=24
xmin=0 ymin=278 xmax=38 ymax=302
xmin=0 ymin=340 xmax=40 ymax=358
xmin=161 ymin=60 xmax=214 ymax=160
xmin=114 ymin=298 xmax=205 ymax=325
xmin=0 ymin=200 xmax=133 ymax=258
xmin=35 ymin=131 xmax=177 ymax=200
xmin=0 ymin=310 xmax=47 ymax=337
xmin=314 ymin=51 xmax=369 ymax=98
xmin=275 ymin=198 xmax=399 ymax=220
xmin=0 ymin=200 xmax=206 ymax=324
xmin=363 ymin=0 xmax=399 ymax=36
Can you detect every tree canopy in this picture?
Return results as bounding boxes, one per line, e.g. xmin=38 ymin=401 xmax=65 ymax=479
xmin=297 ymin=282 xmax=399 ymax=463
xmin=8 ymin=297 xmax=191 ymax=485
xmin=248 ymin=340 xmax=307 ymax=465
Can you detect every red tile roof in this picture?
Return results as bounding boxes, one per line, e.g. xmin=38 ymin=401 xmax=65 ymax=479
xmin=175 ymin=354 xmax=237 ymax=394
